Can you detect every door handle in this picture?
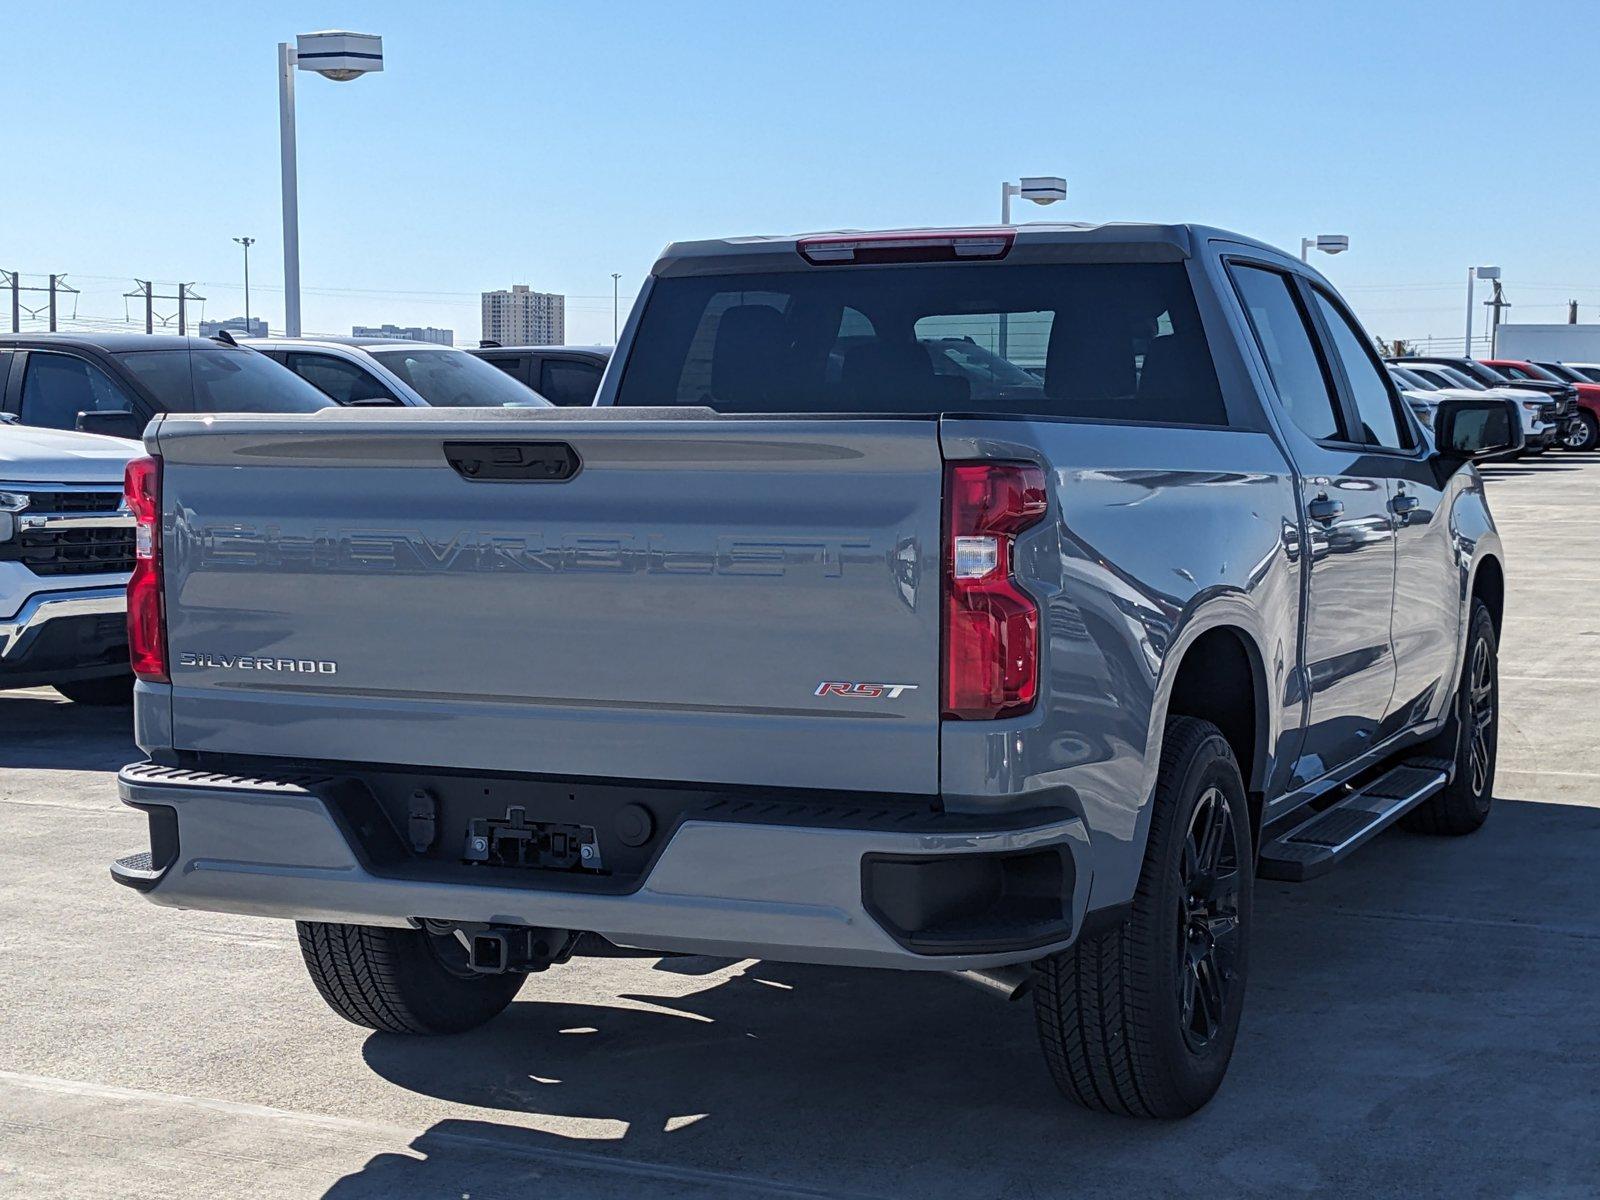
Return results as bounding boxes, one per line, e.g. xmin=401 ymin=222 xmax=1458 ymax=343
xmin=443 ymin=441 xmax=579 ymax=482
xmin=1388 ymin=493 xmax=1420 ymax=517
xmin=1307 ymin=496 xmax=1344 ymax=524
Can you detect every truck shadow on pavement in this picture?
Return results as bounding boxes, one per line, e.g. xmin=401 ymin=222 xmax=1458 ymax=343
xmin=0 ymin=691 xmax=135 ymax=771
xmin=342 ymin=796 xmax=1600 ymax=1199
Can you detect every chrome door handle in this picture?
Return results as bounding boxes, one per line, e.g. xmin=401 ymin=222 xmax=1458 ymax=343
xmin=1307 ymin=496 xmax=1344 ymax=524
xmin=1388 ymin=494 xmax=1420 ymax=516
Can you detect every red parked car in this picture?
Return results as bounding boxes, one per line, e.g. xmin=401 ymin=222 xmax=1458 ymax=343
xmin=1481 ymin=359 xmax=1600 ymax=451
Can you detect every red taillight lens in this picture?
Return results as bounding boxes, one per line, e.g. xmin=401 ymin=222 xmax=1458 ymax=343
xmin=942 ymin=462 xmax=1048 ymax=720
xmin=124 ymin=455 xmax=167 ymax=682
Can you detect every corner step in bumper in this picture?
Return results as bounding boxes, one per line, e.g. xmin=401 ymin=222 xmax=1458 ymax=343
xmin=1258 ymin=761 xmax=1450 ymax=882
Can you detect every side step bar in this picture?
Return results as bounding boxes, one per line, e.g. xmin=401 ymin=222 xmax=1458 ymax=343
xmin=1258 ymin=760 xmax=1450 ymax=882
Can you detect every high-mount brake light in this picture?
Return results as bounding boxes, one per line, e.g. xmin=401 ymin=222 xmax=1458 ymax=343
xmin=942 ymin=462 xmax=1048 ymax=720
xmin=124 ymin=455 xmax=167 ymax=682
xmin=798 ymin=230 xmax=1014 ymax=266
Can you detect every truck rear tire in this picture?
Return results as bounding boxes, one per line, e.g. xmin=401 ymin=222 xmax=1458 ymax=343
xmin=1033 ymin=716 xmax=1252 ymax=1118
xmin=296 ymin=921 xmax=524 ymax=1034
xmin=54 ymin=674 xmax=133 ymax=706
xmin=1404 ymin=599 xmax=1497 ymax=836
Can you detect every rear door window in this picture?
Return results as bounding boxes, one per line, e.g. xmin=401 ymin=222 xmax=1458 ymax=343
xmin=538 ymin=357 xmax=604 ymax=406
xmin=117 ymin=348 xmax=334 ymax=413
xmin=19 ymin=352 xmax=138 ymax=430
xmin=482 ymin=354 xmax=531 ymax=384
xmin=287 ymin=352 xmax=398 ymax=404
xmin=1228 ymin=265 xmax=1343 ymax=441
xmin=616 ymin=262 xmax=1227 ymax=425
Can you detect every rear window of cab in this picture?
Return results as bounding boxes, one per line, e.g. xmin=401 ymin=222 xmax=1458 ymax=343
xmin=615 ymin=262 xmax=1228 ymax=426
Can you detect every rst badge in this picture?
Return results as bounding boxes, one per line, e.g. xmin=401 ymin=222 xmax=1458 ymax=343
xmin=815 ymin=681 xmax=918 ymax=700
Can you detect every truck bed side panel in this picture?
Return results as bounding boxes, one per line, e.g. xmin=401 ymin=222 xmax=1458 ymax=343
xmin=939 ymin=417 xmax=1302 ymax=909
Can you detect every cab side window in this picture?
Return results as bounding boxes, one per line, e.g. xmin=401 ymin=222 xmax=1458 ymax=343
xmin=539 ymin=358 xmax=603 ymax=406
xmin=1310 ymin=289 xmax=1409 ymax=449
xmin=287 ymin=353 xmax=396 ymax=404
xmin=1228 ymin=265 xmax=1344 ymax=442
xmin=20 ymin=352 xmax=137 ymax=430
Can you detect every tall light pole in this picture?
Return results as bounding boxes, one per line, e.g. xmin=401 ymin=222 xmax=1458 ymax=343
xmin=278 ymin=31 xmax=383 ymax=336
xmin=998 ymin=177 xmax=1067 ymax=357
xmin=232 ymin=237 xmax=255 ymax=333
xmin=1300 ymin=234 xmax=1350 ymax=263
xmin=611 ymin=273 xmax=621 ymax=342
xmin=1465 ymin=265 xmax=1500 ymax=359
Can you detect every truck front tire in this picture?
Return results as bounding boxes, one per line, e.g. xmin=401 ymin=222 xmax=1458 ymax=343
xmin=1033 ymin=716 xmax=1253 ymax=1118
xmin=296 ymin=921 xmax=524 ymax=1035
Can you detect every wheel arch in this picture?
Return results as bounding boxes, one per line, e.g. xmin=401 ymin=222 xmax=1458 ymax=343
xmin=1153 ymin=604 xmax=1273 ymax=846
xmin=1470 ymin=552 xmax=1505 ymax=638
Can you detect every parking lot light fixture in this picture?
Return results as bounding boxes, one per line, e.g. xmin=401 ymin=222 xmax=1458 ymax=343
xmin=1300 ymin=234 xmax=1350 ymax=262
xmin=1000 ymin=176 xmax=1067 ymax=225
xmin=278 ymin=31 xmax=383 ymax=338
xmin=997 ymin=177 xmax=1066 ymax=358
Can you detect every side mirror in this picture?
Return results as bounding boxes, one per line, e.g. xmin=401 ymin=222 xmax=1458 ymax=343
xmin=1433 ymin=398 xmax=1522 ymax=465
xmin=75 ymin=410 xmax=145 ymax=440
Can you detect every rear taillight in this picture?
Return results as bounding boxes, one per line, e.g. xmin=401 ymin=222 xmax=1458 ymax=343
xmin=942 ymin=462 xmax=1048 ymax=720
xmin=124 ymin=455 xmax=166 ymax=682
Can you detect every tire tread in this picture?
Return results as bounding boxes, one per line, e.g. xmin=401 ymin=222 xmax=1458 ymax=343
xmin=1034 ymin=716 xmax=1237 ymax=1118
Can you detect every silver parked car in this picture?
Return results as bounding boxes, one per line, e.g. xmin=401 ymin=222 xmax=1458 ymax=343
xmin=246 ymin=337 xmax=552 ymax=408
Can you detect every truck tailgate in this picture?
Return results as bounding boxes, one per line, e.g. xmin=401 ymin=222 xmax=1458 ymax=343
xmin=155 ymin=409 xmax=943 ymax=794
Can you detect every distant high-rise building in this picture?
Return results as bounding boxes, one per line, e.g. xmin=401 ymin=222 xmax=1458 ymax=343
xmin=351 ymin=323 xmax=453 ymax=346
xmin=200 ymin=316 xmax=267 ymax=339
xmin=481 ymin=285 xmax=565 ymax=346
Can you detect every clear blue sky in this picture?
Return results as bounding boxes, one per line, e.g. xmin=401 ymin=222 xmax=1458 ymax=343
xmin=3 ymin=0 xmax=1596 ymax=347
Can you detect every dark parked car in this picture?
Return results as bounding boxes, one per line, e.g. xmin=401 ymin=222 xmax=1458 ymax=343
xmin=469 ymin=344 xmax=611 ymax=406
xmin=0 ymin=333 xmax=334 ymax=438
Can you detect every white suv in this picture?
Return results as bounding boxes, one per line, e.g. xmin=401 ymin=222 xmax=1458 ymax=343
xmin=0 ymin=417 xmax=136 ymax=703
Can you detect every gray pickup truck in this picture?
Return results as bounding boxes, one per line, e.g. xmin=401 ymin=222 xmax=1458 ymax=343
xmin=112 ymin=223 xmax=1517 ymax=1117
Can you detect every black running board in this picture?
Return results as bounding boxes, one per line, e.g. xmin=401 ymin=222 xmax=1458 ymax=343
xmin=1258 ymin=761 xmax=1450 ymax=882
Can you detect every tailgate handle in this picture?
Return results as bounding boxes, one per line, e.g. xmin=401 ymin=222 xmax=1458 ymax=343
xmin=443 ymin=441 xmax=579 ymax=482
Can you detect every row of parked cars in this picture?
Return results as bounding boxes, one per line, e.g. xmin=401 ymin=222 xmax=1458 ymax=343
xmin=1386 ymin=354 xmax=1600 ymax=453
xmin=0 ymin=330 xmax=610 ymax=706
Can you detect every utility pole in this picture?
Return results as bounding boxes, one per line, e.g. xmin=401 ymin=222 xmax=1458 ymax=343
xmin=0 ymin=272 xmax=79 ymax=333
xmin=123 ymin=281 xmax=204 ymax=335
xmin=1485 ymin=280 xmax=1510 ymax=355
xmin=611 ymin=273 xmax=621 ymax=342
xmin=1570 ymin=300 xmax=1580 ymax=324
xmin=126 ymin=281 xmax=155 ymax=333
xmin=176 ymin=283 xmax=202 ymax=336
xmin=233 ymin=237 xmax=256 ymax=332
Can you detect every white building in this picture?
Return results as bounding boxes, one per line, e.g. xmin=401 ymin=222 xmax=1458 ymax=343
xmin=352 ymin=323 xmax=453 ymax=346
xmin=481 ymin=285 xmax=565 ymax=346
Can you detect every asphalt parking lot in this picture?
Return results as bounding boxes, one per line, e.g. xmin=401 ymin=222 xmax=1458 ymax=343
xmin=2 ymin=454 xmax=1598 ymax=1199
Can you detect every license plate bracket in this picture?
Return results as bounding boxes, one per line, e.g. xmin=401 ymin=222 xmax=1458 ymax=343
xmin=463 ymin=806 xmax=604 ymax=872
